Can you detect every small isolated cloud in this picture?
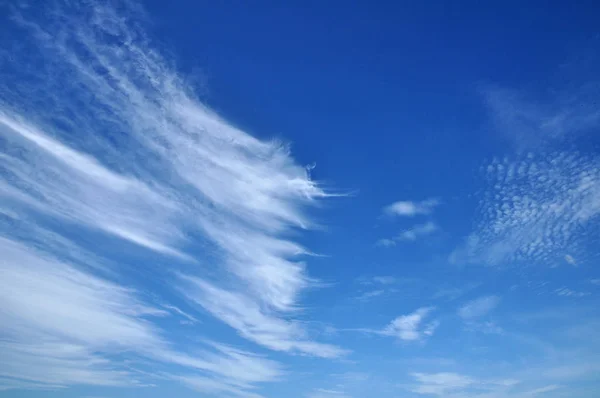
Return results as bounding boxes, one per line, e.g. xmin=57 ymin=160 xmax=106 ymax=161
xmin=384 ymin=198 xmax=440 ymax=217
xmin=376 ymin=238 xmax=397 ymax=247
xmin=564 ymin=254 xmax=577 ymax=266
xmin=382 ymin=307 xmax=438 ymax=341
xmin=458 ymin=296 xmax=500 ymax=319
xmin=591 ymin=279 xmax=600 ymax=286
xmin=377 ymin=222 xmax=439 ymax=247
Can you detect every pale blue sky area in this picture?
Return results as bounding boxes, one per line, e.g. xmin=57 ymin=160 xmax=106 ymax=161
xmin=1 ymin=1 xmax=599 ymax=398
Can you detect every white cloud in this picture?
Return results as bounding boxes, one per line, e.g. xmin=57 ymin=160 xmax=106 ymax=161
xmin=382 ymin=307 xmax=438 ymax=341
xmin=384 ymin=198 xmax=440 ymax=217
xmin=160 ymin=304 xmax=200 ymax=324
xmin=3 ymin=0 xmax=341 ymax=353
xmin=458 ymin=296 xmax=500 ymax=319
xmin=377 ymin=222 xmax=439 ymax=247
xmin=591 ymin=279 xmax=600 ymax=286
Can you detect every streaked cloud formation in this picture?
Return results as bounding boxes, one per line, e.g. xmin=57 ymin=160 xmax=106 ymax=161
xmin=0 ymin=0 xmax=341 ymax=394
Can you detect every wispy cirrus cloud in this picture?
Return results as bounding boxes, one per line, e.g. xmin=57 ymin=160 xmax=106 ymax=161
xmin=306 ymin=388 xmax=352 ymax=398
xmin=354 ymin=276 xmax=400 ymax=302
xmin=408 ymin=372 xmax=537 ymax=397
xmin=0 ymin=0 xmax=343 ymax=394
xmin=0 ymin=238 xmax=283 ymax=394
xmin=179 ymin=275 xmax=346 ymax=358
xmin=354 ymin=289 xmax=385 ymax=302
xmin=384 ymin=198 xmax=440 ymax=217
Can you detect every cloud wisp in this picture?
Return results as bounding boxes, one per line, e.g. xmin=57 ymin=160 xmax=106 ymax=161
xmin=382 ymin=307 xmax=439 ymax=341
xmin=384 ymin=198 xmax=441 ymax=217
xmin=458 ymin=296 xmax=501 ymax=319
xmin=0 ymin=0 xmax=343 ymax=394
xmin=378 ymin=222 xmax=439 ymax=247
xmin=408 ymin=371 xmax=564 ymax=398
xmin=483 ymin=85 xmax=600 ymax=149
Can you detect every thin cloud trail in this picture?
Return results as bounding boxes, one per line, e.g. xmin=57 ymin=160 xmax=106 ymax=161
xmin=0 ymin=0 xmax=343 ymax=394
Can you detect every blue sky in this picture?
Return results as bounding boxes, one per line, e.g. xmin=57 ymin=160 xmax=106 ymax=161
xmin=1 ymin=1 xmax=600 ymax=398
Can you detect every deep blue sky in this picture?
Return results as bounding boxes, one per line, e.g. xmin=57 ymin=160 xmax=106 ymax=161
xmin=1 ymin=1 xmax=600 ymax=398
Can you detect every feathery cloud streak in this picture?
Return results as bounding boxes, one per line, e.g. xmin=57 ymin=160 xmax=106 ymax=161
xmin=0 ymin=0 xmax=343 ymax=393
